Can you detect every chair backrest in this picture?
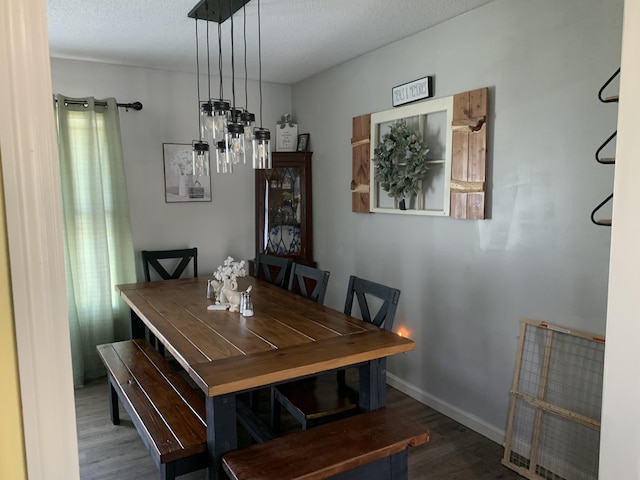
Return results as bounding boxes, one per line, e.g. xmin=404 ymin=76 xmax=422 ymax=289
xmin=343 ymin=276 xmax=401 ymax=331
xmin=287 ymin=263 xmax=330 ymax=305
xmin=254 ymin=253 xmax=292 ymax=288
xmin=142 ymin=248 xmax=198 ymax=281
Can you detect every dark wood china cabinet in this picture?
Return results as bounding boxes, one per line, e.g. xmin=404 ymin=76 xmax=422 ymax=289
xmin=255 ymin=152 xmax=314 ymax=266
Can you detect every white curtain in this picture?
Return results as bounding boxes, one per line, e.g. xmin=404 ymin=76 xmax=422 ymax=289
xmin=54 ymin=95 xmax=136 ymax=387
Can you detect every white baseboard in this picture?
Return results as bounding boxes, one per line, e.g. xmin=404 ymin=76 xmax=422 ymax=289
xmin=386 ymin=373 xmax=506 ymax=445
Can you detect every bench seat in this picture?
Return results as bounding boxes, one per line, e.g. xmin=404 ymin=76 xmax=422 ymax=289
xmin=222 ymin=407 xmax=429 ymax=480
xmin=97 ymin=339 xmax=207 ymax=480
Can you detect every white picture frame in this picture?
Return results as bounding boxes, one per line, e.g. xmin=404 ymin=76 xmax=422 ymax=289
xmin=162 ymin=143 xmax=212 ymax=203
xmin=276 ymin=123 xmax=298 ymax=152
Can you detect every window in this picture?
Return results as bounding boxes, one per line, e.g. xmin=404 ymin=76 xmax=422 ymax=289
xmin=370 ymin=95 xmax=454 ymax=216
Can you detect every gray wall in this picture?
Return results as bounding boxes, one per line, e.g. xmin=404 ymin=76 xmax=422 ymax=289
xmin=292 ymin=0 xmax=622 ymax=440
xmin=50 ymin=58 xmax=291 ymax=277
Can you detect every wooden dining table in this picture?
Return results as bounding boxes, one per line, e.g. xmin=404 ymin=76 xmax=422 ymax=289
xmin=116 ymin=276 xmax=415 ymax=479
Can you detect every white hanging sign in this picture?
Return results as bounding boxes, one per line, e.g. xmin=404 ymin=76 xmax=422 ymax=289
xmin=392 ymin=76 xmax=434 ymax=107
xmin=276 ymin=114 xmax=298 ymax=152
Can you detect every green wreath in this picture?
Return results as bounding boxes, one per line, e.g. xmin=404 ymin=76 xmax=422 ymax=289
xmin=373 ymin=119 xmax=429 ymax=200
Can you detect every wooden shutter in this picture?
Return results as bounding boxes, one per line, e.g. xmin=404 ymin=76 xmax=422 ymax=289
xmin=450 ymin=88 xmax=488 ymax=219
xmin=351 ymin=114 xmax=371 ymax=213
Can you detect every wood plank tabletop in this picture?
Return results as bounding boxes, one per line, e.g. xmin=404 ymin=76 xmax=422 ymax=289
xmin=117 ymin=277 xmax=415 ymax=398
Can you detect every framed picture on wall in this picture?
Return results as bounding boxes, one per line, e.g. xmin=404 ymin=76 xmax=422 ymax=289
xmin=162 ymin=143 xmax=212 ymax=203
xmin=297 ymin=133 xmax=310 ymax=152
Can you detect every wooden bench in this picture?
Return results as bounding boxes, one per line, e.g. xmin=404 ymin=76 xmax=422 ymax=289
xmin=96 ymin=339 xmax=207 ymax=480
xmin=222 ymin=408 xmax=429 ymax=480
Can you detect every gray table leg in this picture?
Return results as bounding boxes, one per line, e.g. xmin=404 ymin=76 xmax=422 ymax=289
xmin=359 ymin=357 xmax=386 ymax=410
xmin=205 ymin=394 xmax=237 ymax=480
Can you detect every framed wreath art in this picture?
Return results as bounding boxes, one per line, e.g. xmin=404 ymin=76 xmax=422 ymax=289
xmin=373 ymin=119 xmax=429 ymax=209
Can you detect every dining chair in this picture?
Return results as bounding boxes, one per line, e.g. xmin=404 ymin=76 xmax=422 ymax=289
xmin=287 ymin=263 xmax=330 ymax=304
xmin=271 ymin=275 xmax=401 ymax=431
xmin=250 ymin=253 xmax=294 ymax=410
xmin=141 ymin=248 xmax=198 ymax=355
xmin=254 ymin=253 xmax=292 ymax=288
xmin=142 ymin=248 xmax=198 ymax=281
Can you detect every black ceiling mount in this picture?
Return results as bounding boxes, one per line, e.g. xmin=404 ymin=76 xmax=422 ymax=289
xmin=188 ymin=0 xmax=251 ymax=23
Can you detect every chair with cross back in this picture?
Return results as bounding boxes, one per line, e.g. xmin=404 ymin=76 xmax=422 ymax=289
xmin=141 ymin=248 xmax=198 ymax=282
xmin=140 ymin=248 xmax=198 ymax=353
xmin=271 ymin=275 xmax=401 ymax=431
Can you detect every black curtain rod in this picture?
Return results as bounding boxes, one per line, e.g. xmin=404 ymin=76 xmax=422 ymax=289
xmin=115 ymin=101 xmax=143 ymax=111
xmin=55 ymin=98 xmax=143 ymax=111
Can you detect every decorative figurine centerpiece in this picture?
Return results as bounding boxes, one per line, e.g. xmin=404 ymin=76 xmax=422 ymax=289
xmin=213 ymin=256 xmax=247 ymax=309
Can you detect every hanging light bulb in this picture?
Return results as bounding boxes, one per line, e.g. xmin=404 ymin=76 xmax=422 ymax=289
xmin=192 ymin=15 xmax=210 ymax=177
xmin=253 ymin=127 xmax=272 ymax=169
xmin=212 ymin=100 xmax=230 ymax=144
xmin=227 ymin=109 xmax=245 ymax=164
xmin=192 ymin=140 xmax=210 ymax=176
xmin=228 ymin=123 xmax=244 ymax=164
xmin=240 ymin=3 xmax=255 ymax=164
xmin=209 ymin=0 xmax=232 ymax=164
xmin=241 ymin=110 xmax=255 ymax=162
xmin=200 ymin=101 xmax=214 ymax=142
xmin=252 ymin=0 xmax=271 ymax=169
xmin=216 ymin=140 xmax=232 ymax=174
xmin=200 ymin=10 xmax=215 ymax=149
xmin=225 ymin=0 xmax=247 ymax=165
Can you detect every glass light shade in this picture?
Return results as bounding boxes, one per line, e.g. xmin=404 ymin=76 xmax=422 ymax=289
xmin=212 ymin=100 xmax=230 ymax=144
xmin=241 ymin=111 xmax=255 ymax=163
xmin=192 ymin=141 xmax=210 ymax=177
xmin=253 ymin=128 xmax=272 ymax=169
xmin=227 ymin=122 xmax=245 ymax=165
xmin=216 ymin=141 xmax=232 ymax=174
xmin=200 ymin=101 xmax=214 ymax=143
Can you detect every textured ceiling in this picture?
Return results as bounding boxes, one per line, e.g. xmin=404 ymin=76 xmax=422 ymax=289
xmin=47 ymin=0 xmax=495 ymax=85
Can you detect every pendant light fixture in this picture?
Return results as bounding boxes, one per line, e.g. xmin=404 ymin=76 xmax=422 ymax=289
xmin=200 ymin=13 xmax=214 ymax=147
xmin=188 ymin=0 xmax=270 ymax=171
xmin=241 ymin=1 xmax=256 ymax=163
xmin=252 ymin=0 xmax=272 ymax=169
xmin=226 ymin=0 xmax=245 ymax=165
xmin=213 ymin=2 xmax=232 ymax=174
xmin=192 ymin=15 xmax=210 ymax=177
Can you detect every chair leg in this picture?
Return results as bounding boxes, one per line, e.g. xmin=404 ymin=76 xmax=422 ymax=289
xmin=147 ymin=328 xmax=156 ymax=345
xmin=249 ymin=390 xmax=260 ymax=414
xmin=270 ymin=388 xmax=281 ymax=434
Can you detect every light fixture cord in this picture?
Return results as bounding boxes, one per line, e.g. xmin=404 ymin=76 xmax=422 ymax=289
xmin=195 ymin=16 xmax=202 ymax=141
xmin=243 ymin=2 xmax=248 ymax=112
xmin=258 ymin=0 xmax=263 ymax=127
xmin=217 ymin=0 xmax=224 ymax=100
xmin=229 ymin=0 xmax=236 ymax=111
xmin=206 ymin=9 xmax=211 ymax=101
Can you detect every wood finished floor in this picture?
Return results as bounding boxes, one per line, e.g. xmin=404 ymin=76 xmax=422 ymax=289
xmin=75 ymin=376 xmax=523 ymax=479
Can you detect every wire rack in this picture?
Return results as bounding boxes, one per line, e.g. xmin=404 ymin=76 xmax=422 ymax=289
xmin=503 ymin=318 xmax=605 ymax=480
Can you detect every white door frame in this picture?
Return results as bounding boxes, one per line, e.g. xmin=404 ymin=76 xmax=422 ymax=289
xmin=0 ymin=0 xmax=79 ymax=478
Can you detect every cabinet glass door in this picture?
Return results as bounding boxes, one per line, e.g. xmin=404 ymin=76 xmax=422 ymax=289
xmin=260 ymin=165 xmax=302 ymax=256
xmin=255 ymin=152 xmax=312 ymax=266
